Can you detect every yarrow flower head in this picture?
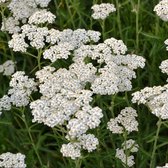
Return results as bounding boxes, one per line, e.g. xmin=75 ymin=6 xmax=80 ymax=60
xmin=28 ymin=65 xmax=103 ymax=159
xmin=0 ymin=152 xmax=26 ymax=168
xmin=61 ymin=133 xmax=99 ymax=159
xmin=43 ymin=42 xmax=74 ymax=62
xmin=0 ymin=71 xmax=37 ymax=114
xmin=0 ymin=60 xmax=15 ymax=76
xmin=107 ymin=107 xmax=138 ymax=134
xmin=60 ymin=142 xmax=81 ymax=160
xmin=132 ymin=84 xmax=168 ymax=119
xmin=8 ymin=34 xmax=28 ymax=52
xmin=91 ymin=3 xmax=116 ymax=20
xmin=115 ymin=140 xmax=139 ymax=167
xmin=159 ymin=59 xmax=168 ymax=76
xmin=28 ymin=9 xmax=56 ymax=24
xmin=154 ymin=0 xmax=168 ymax=21
xmin=1 ymin=17 xmax=21 ymax=34
xmin=8 ymin=0 xmax=51 ymax=21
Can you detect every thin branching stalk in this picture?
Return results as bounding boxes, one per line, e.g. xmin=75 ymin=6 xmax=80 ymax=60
xmin=115 ymin=0 xmax=123 ymax=39
xmin=136 ymin=0 xmax=140 ymax=52
xmin=123 ymin=131 xmax=129 ymax=168
xmin=100 ymin=19 xmax=106 ymax=40
xmin=150 ymin=117 xmax=162 ymax=168
xmin=37 ymin=48 xmax=43 ymax=69
xmin=21 ymin=108 xmax=43 ymax=167
xmin=75 ymin=157 xmax=82 ymax=168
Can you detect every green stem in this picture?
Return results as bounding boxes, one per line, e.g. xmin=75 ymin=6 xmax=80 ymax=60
xmin=123 ymin=131 xmax=129 ymax=168
xmin=150 ymin=117 xmax=162 ymax=168
xmin=21 ymin=108 xmax=43 ymax=167
xmin=116 ymin=0 xmax=123 ymax=39
xmin=75 ymin=158 xmax=82 ymax=168
xmin=37 ymin=49 xmax=42 ymax=69
xmin=65 ymin=0 xmax=75 ymax=29
xmin=135 ymin=0 xmax=140 ymax=52
xmin=100 ymin=19 xmax=105 ymax=40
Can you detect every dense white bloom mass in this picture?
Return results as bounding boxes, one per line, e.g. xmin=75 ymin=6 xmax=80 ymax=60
xmin=8 ymin=71 xmax=37 ymax=107
xmin=132 ymin=84 xmax=168 ymax=119
xmin=9 ymin=25 xmax=101 ymax=52
xmin=104 ymin=38 xmax=127 ymax=55
xmin=154 ymin=0 xmax=168 ymax=21
xmin=0 ymin=71 xmax=37 ymax=114
xmin=78 ymin=134 xmax=99 ymax=152
xmin=73 ymin=41 xmax=145 ymax=95
xmin=0 ymin=152 xmax=26 ymax=168
xmin=159 ymin=59 xmax=168 ymax=76
xmin=107 ymin=107 xmax=138 ymax=134
xmin=0 ymin=60 xmax=15 ymax=76
xmin=8 ymin=34 xmax=28 ymax=52
xmin=8 ymin=0 xmax=51 ymax=21
xmin=43 ymin=42 xmax=74 ymax=62
xmin=61 ymin=133 xmax=99 ymax=159
xmin=2 ymin=3 xmax=146 ymax=160
xmin=0 ymin=95 xmax=11 ymax=116
xmin=91 ymin=3 xmax=116 ymax=20
xmin=28 ymin=9 xmax=56 ymax=24
xmin=1 ymin=17 xmax=20 ymax=34
xmin=21 ymin=24 xmax=49 ymax=49
xmin=60 ymin=143 xmax=81 ymax=160
xmin=29 ymin=65 xmax=103 ymax=159
xmin=30 ymin=66 xmax=103 ymax=128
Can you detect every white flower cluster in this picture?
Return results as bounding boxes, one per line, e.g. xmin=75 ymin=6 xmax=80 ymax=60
xmin=1 ymin=0 xmax=51 ymax=34
xmin=154 ymin=0 xmax=168 ymax=21
xmin=60 ymin=142 xmax=81 ymax=160
xmin=115 ymin=139 xmax=139 ymax=167
xmin=91 ymin=3 xmax=116 ymax=20
xmin=104 ymin=37 xmax=127 ymax=55
xmin=28 ymin=9 xmax=56 ymax=25
xmin=159 ymin=39 xmax=168 ymax=81
xmin=0 ymin=71 xmax=37 ymax=114
xmin=29 ymin=66 xmax=102 ymax=159
xmin=132 ymin=84 xmax=168 ymax=119
xmin=0 ymin=152 xmax=26 ymax=168
xmin=74 ymin=40 xmax=145 ymax=95
xmin=8 ymin=0 xmax=51 ymax=21
xmin=157 ymin=163 xmax=168 ymax=168
xmin=30 ymin=65 xmax=102 ymax=127
xmin=159 ymin=59 xmax=168 ymax=76
xmin=61 ymin=133 xmax=99 ymax=159
xmin=8 ymin=34 xmax=28 ymax=52
xmin=0 ymin=95 xmax=11 ymax=116
xmin=8 ymin=23 xmax=101 ymax=54
xmin=43 ymin=42 xmax=74 ymax=62
xmin=2 ymin=3 xmax=146 ymax=161
xmin=0 ymin=60 xmax=15 ymax=76
xmin=107 ymin=107 xmax=138 ymax=134
xmin=22 ymin=24 xmax=48 ymax=49
xmin=1 ymin=17 xmax=20 ymax=34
